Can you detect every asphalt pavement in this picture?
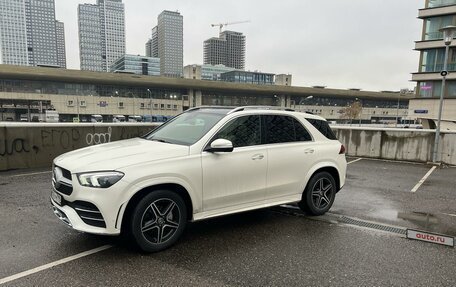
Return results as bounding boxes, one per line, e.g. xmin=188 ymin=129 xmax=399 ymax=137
xmin=0 ymin=158 xmax=455 ymax=286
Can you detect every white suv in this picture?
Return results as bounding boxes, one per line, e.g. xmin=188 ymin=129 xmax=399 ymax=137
xmin=51 ymin=106 xmax=346 ymax=252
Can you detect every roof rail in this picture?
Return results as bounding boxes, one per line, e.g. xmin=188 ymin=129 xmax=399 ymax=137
xmin=185 ymin=106 xmax=237 ymax=113
xmin=227 ymin=106 xmax=295 ymax=114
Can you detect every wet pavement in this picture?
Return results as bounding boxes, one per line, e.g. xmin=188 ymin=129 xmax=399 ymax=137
xmin=0 ymin=158 xmax=455 ymax=286
xmin=333 ymin=157 xmax=456 ymax=236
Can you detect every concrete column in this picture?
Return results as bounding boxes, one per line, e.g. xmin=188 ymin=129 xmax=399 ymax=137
xmin=195 ymin=90 xmax=203 ymax=107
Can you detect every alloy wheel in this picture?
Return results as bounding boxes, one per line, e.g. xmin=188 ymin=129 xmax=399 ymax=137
xmin=140 ymin=198 xmax=181 ymax=244
xmin=311 ymin=178 xmax=333 ymax=210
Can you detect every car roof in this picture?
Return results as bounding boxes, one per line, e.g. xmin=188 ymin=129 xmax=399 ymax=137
xmin=186 ymin=106 xmax=327 ymax=121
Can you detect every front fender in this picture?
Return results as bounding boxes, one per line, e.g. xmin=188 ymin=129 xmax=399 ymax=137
xmin=115 ymin=175 xmax=200 ymax=231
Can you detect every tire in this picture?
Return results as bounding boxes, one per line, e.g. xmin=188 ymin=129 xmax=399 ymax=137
xmin=298 ymin=171 xmax=337 ymax=216
xmin=130 ymin=190 xmax=187 ymax=253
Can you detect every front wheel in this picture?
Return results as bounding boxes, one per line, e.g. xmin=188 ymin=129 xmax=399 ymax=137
xmin=130 ymin=190 xmax=187 ymax=252
xmin=299 ymin=172 xmax=337 ymax=216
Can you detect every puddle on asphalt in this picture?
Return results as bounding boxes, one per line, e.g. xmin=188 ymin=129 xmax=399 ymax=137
xmin=398 ymin=212 xmax=439 ymax=229
xmin=397 ymin=211 xmax=456 ymax=236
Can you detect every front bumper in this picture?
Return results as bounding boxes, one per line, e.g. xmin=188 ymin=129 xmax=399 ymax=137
xmin=50 ymin=195 xmax=121 ymax=235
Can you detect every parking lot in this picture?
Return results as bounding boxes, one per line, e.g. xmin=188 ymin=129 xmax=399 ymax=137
xmin=0 ymin=158 xmax=455 ymax=286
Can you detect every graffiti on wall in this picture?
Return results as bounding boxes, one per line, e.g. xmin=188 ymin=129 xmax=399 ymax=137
xmin=0 ymin=138 xmax=36 ymax=156
xmin=86 ymin=127 xmax=112 ymax=145
xmin=41 ymin=129 xmax=81 ymax=149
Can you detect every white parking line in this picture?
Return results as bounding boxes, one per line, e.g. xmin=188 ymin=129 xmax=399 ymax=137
xmin=411 ymin=166 xmax=437 ymax=193
xmin=347 ymin=158 xmax=363 ymax=165
xmin=442 ymin=213 xmax=456 ymax=217
xmin=10 ymin=171 xmax=52 ymax=177
xmin=0 ymin=245 xmax=112 ymax=285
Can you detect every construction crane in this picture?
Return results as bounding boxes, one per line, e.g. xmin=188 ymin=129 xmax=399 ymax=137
xmin=211 ymin=20 xmax=250 ymax=34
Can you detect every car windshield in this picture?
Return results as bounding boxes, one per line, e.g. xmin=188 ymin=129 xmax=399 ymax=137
xmin=144 ymin=109 xmax=230 ymax=145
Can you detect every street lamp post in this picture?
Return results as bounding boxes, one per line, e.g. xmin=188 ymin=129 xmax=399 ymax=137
xmin=432 ymin=25 xmax=456 ymax=163
xmin=170 ymin=94 xmax=177 ymax=113
xmin=115 ymin=90 xmax=119 ymax=113
xmin=76 ymin=90 xmax=82 ymax=123
xmin=395 ymin=94 xmax=400 ymax=128
xmin=396 ymin=89 xmax=408 ymax=128
xmin=273 ymin=95 xmax=279 ymax=106
xmin=299 ymin=95 xmax=313 ymax=112
xmin=77 ymin=98 xmax=80 ymax=122
xmin=147 ymin=89 xmax=152 ymax=122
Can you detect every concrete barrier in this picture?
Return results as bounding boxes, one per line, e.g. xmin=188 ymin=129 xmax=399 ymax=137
xmin=1 ymin=124 xmax=455 ymax=171
xmin=332 ymin=126 xmax=456 ymax=165
xmin=0 ymin=123 xmax=159 ymax=171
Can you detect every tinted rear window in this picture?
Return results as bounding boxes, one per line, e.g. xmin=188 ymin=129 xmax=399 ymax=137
xmin=264 ymin=115 xmax=312 ymax=144
xmin=306 ymin=119 xmax=337 ymax=140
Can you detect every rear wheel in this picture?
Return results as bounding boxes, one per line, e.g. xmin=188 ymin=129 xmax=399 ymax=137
xmin=299 ymin=172 xmax=336 ymax=216
xmin=130 ymin=190 xmax=187 ymax=252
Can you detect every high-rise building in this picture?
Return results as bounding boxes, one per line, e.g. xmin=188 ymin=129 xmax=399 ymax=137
xmin=78 ymin=4 xmax=102 ymax=71
xmin=203 ymin=38 xmax=226 ymax=67
xmin=0 ymin=0 xmax=29 ymax=65
xmin=0 ymin=0 xmax=64 ymax=67
xmin=145 ymin=39 xmax=152 ymax=57
xmin=25 ymin=0 xmax=58 ymax=66
xmin=99 ymin=0 xmax=125 ymax=72
xmin=78 ymin=0 xmax=125 ymax=72
xmin=55 ymin=20 xmax=66 ymax=69
xmin=204 ymin=30 xmax=245 ymax=70
xmin=145 ymin=26 xmax=158 ymax=58
xmin=411 ymin=0 xmax=456 ymax=124
xmin=156 ymin=10 xmax=183 ymax=77
xmin=110 ymin=54 xmax=160 ymax=76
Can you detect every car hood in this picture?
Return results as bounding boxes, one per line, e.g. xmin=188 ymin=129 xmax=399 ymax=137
xmin=54 ymin=138 xmax=189 ymax=173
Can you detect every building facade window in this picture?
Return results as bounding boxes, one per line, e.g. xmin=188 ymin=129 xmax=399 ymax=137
xmin=424 ymin=15 xmax=456 ymax=40
xmin=427 ymin=0 xmax=456 ymax=8
xmin=418 ymin=80 xmax=456 ymax=97
xmin=420 ymin=48 xmax=456 ymax=72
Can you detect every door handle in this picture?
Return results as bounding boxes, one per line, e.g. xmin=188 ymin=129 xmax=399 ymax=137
xmin=251 ymin=154 xmax=264 ymax=160
xmin=304 ymin=149 xmax=315 ymax=154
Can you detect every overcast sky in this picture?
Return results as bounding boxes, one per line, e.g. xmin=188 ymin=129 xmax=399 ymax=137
xmin=55 ymin=0 xmax=423 ymax=92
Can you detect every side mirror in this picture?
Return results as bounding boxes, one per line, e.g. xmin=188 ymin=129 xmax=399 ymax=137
xmin=206 ymin=139 xmax=234 ymax=153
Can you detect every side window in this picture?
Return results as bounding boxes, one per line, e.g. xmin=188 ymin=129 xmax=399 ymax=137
xmin=294 ymin=118 xmax=313 ymax=141
xmin=264 ymin=115 xmax=312 ymax=144
xmin=213 ymin=115 xmax=261 ymax=148
xmin=306 ymin=118 xmax=337 ymax=140
xmin=264 ymin=115 xmax=295 ymax=144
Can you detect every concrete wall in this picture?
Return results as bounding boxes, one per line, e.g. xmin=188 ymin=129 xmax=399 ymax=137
xmin=1 ymin=124 xmax=455 ymax=171
xmin=0 ymin=123 xmax=159 ymax=171
xmin=333 ymin=126 xmax=456 ymax=165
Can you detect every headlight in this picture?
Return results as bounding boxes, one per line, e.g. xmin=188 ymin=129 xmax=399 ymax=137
xmin=77 ymin=171 xmax=124 ymax=188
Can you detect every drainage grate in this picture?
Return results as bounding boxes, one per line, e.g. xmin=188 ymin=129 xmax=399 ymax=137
xmin=338 ymin=216 xmax=406 ymax=235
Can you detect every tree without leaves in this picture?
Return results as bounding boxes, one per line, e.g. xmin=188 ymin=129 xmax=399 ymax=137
xmin=339 ymin=101 xmax=362 ymax=121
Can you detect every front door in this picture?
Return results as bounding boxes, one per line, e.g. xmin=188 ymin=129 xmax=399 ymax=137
xmin=201 ymin=115 xmax=267 ymax=212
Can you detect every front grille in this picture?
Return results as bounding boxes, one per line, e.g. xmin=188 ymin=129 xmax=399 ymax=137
xmin=53 ymin=165 xmax=73 ymax=195
xmin=68 ymin=201 xmax=106 ymax=228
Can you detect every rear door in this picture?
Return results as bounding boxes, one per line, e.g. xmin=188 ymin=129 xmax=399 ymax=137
xmin=263 ymin=115 xmax=318 ymax=201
